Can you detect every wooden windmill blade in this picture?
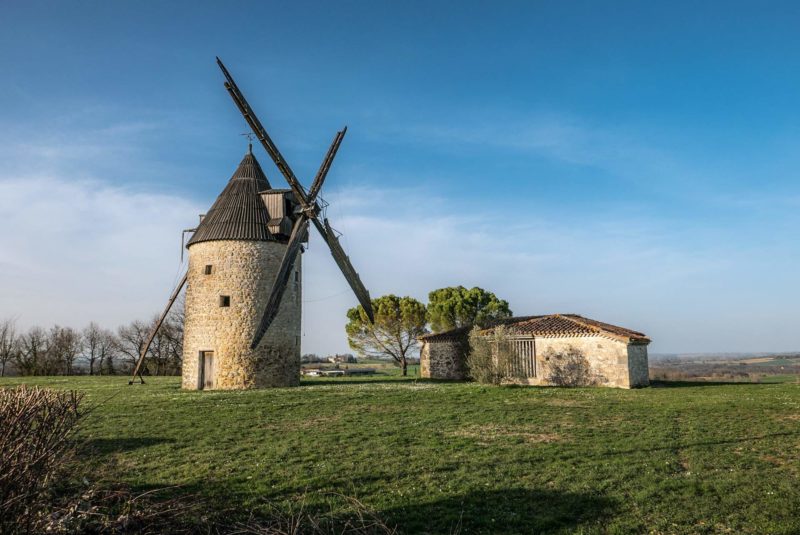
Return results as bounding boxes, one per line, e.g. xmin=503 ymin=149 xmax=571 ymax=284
xmin=305 ymin=130 xmax=374 ymax=323
xmin=251 ymin=217 xmax=309 ymax=349
xmin=308 ymin=128 xmax=346 ymax=203
xmin=315 ymin=218 xmax=375 ymax=323
xmin=129 ymin=271 xmax=188 ymax=384
xmin=217 ymin=56 xmax=375 ymax=335
xmin=216 ymin=57 xmax=310 ymax=208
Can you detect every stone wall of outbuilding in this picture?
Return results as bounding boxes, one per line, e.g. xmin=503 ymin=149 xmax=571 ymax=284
xmin=420 ymin=333 xmax=650 ymax=388
xmin=420 ymin=338 xmax=466 ymax=380
xmin=522 ymin=335 xmax=649 ymax=388
xmin=627 ymin=343 xmax=650 ymax=387
xmin=182 ymin=240 xmax=301 ymax=390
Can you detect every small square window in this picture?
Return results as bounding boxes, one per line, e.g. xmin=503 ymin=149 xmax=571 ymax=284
xmin=219 ymin=295 xmax=230 ymax=307
xmin=294 ymin=271 xmax=299 ymax=282
xmin=204 ymin=265 xmax=213 ymax=275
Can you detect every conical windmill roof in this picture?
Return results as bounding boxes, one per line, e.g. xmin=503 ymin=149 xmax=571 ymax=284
xmin=187 ymin=152 xmax=278 ymax=246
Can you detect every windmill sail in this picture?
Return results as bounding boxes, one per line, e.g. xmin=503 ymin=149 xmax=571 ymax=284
xmin=217 ymin=57 xmax=375 ymax=345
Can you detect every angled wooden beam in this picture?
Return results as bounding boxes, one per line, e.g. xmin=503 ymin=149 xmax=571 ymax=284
xmin=129 ymin=272 xmax=188 ymax=385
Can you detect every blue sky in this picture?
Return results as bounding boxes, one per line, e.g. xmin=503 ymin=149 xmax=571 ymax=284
xmin=1 ymin=1 xmax=800 ymax=355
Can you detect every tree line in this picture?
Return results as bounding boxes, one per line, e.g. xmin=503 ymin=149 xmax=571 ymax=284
xmin=0 ymin=286 xmax=511 ymax=378
xmin=345 ymin=286 xmax=512 ymax=375
xmin=0 ymin=301 xmax=183 ymax=378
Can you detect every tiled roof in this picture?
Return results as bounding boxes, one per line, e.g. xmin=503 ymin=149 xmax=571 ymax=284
xmin=418 ymin=316 xmax=540 ymax=342
xmin=417 ymin=326 xmax=471 ymax=342
xmin=420 ymin=314 xmax=650 ymax=343
xmin=187 ymin=152 xmax=280 ymax=246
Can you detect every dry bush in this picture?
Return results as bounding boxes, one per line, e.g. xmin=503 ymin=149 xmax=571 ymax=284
xmin=544 ymin=346 xmax=597 ymax=387
xmin=0 ymin=386 xmax=83 ymax=534
xmin=40 ymin=486 xmax=206 ymax=535
xmin=467 ymin=326 xmax=523 ymax=385
xmin=231 ymin=492 xmax=396 ymax=535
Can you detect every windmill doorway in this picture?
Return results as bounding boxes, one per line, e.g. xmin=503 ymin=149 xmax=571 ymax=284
xmin=198 ymin=351 xmax=215 ymax=390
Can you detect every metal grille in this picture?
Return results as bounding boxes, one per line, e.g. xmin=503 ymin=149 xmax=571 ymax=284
xmin=511 ymin=339 xmax=536 ymax=378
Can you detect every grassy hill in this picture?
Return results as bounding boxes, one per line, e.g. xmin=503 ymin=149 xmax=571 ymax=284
xmin=2 ymin=374 xmax=799 ymax=534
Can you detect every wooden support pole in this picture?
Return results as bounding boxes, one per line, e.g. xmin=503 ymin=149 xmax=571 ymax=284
xmin=129 ymin=272 xmax=188 ymax=385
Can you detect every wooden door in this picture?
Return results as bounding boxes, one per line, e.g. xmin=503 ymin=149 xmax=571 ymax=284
xmin=199 ymin=351 xmax=215 ymax=390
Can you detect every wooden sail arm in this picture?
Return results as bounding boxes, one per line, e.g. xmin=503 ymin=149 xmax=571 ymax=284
xmin=129 ymin=271 xmax=188 ymax=385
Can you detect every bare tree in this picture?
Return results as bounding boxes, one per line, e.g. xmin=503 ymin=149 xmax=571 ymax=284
xmin=116 ymin=320 xmax=150 ymax=375
xmin=144 ymin=313 xmax=184 ymax=376
xmin=48 ymin=326 xmax=82 ymax=375
xmin=166 ymin=294 xmax=185 ymax=373
xmin=15 ymin=327 xmax=49 ymax=376
xmin=82 ymin=322 xmax=111 ymax=376
xmin=98 ymin=328 xmax=119 ymax=375
xmin=0 ymin=318 xmax=17 ymax=377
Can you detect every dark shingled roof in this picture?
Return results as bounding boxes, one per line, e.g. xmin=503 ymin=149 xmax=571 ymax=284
xmin=187 ymin=152 xmax=279 ymax=246
xmin=420 ymin=314 xmax=650 ymax=343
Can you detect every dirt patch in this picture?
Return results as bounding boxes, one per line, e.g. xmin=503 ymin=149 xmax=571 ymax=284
xmin=450 ymin=424 xmax=567 ymax=446
xmin=761 ymin=454 xmax=787 ymax=467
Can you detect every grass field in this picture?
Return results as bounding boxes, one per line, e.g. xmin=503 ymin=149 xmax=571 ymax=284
xmin=3 ymin=374 xmax=800 ymax=534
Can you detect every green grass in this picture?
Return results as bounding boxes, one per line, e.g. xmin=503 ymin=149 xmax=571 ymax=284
xmin=3 ymin=375 xmax=800 ymax=534
xmin=759 ymin=374 xmax=800 ymax=384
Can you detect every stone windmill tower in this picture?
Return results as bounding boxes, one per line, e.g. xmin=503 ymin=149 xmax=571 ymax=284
xmin=129 ymin=58 xmax=374 ymax=389
xmin=180 ymin=149 xmax=303 ymax=389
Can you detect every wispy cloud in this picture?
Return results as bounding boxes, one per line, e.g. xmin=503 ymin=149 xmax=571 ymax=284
xmin=1 ymin=107 xmax=799 ymax=355
xmin=302 ymin=184 xmax=750 ymax=356
xmin=0 ymin=173 xmax=200 ymax=329
xmin=1 ymin=165 xmax=798 ymax=356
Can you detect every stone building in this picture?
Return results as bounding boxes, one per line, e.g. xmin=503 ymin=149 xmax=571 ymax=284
xmin=419 ymin=314 xmax=650 ymax=388
xmin=181 ymin=150 xmax=302 ymax=390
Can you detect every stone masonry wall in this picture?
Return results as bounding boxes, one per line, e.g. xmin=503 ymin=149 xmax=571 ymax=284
xmin=182 ymin=240 xmax=301 ymax=390
xmin=627 ymin=343 xmax=650 ymax=387
xmin=525 ymin=335 xmax=644 ymax=388
xmin=420 ymin=339 xmax=466 ymax=380
xmin=423 ymin=334 xmax=650 ymax=388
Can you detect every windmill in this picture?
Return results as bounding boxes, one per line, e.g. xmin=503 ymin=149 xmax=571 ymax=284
xmin=129 ymin=58 xmax=374 ymax=389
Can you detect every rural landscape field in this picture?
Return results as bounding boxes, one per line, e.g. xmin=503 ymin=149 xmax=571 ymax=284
xmin=4 ymin=372 xmax=800 ymax=534
xmin=5 ymin=2 xmax=800 ymax=534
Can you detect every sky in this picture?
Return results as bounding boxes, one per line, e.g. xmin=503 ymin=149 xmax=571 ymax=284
xmin=1 ymin=1 xmax=800 ymax=355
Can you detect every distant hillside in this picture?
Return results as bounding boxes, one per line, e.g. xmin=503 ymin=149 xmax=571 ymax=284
xmin=651 ymin=352 xmax=800 ymax=361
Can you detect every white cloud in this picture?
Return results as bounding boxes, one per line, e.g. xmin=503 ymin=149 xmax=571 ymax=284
xmin=1 ymin=171 xmax=799 ymax=357
xmin=2 ymin=106 xmax=799 ymax=357
xmin=0 ymin=175 xmax=200 ymax=329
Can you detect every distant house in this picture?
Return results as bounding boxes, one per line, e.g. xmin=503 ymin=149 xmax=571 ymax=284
xmin=418 ymin=314 xmax=650 ymax=388
xmin=328 ymin=353 xmax=358 ymax=364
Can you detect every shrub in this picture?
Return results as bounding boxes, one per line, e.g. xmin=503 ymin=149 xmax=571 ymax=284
xmin=543 ymin=346 xmax=597 ymax=387
xmin=0 ymin=385 xmax=83 ymax=534
xmin=467 ymin=326 xmax=523 ymax=385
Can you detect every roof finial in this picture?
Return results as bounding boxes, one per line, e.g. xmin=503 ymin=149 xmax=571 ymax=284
xmin=241 ymin=132 xmax=255 ymax=154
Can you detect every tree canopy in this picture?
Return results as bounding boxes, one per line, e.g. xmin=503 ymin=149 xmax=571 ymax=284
xmin=345 ymin=294 xmax=427 ymax=375
xmin=427 ymin=286 xmax=512 ymax=333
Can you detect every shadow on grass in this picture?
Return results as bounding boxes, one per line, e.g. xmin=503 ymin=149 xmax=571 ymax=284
xmin=599 ymin=430 xmax=799 ymax=459
xmin=650 ymin=380 xmax=777 ymax=388
xmin=378 ymin=488 xmax=617 ymax=534
xmin=300 ymin=378 xmax=448 ymax=387
xmin=141 ymin=484 xmax=617 ymax=534
xmin=80 ymin=437 xmax=176 ymax=456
